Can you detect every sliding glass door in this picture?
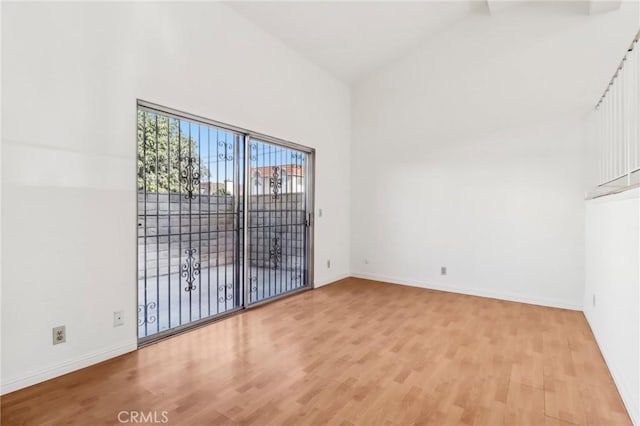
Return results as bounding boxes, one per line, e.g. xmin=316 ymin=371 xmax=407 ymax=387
xmin=246 ymin=138 xmax=310 ymax=304
xmin=137 ymin=102 xmax=313 ymax=342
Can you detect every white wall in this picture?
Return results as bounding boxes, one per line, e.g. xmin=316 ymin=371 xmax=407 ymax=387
xmin=350 ymin=2 xmax=639 ymax=309
xmin=350 ymin=111 xmax=586 ymax=308
xmin=584 ymin=189 xmax=640 ymax=425
xmin=1 ymin=2 xmax=351 ymax=393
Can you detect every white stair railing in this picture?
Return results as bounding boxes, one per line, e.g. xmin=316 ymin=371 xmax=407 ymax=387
xmin=588 ymin=30 xmax=640 ymax=198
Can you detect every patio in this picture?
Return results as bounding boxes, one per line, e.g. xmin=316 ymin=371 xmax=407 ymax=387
xmin=138 ymin=264 xmax=305 ymax=339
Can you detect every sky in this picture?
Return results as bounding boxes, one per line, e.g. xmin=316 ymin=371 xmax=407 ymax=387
xmin=177 ymin=117 xmax=305 ymax=183
xmin=141 ymin=109 xmax=305 ymax=185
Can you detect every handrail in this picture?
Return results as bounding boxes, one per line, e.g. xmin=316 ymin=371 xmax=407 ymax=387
xmin=595 ymin=29 xmax=639 ymax=109
xmin=586 ymin=182 xmax=640 ymax=200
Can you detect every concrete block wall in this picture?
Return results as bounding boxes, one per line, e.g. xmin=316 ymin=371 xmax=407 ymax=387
xmin=248 ymin=193 xmax=306 ymax=271
xmin=137 ymin=193 xmax=236 ymax=278
xmin=138 ymin=192 xmax=307 ymax=278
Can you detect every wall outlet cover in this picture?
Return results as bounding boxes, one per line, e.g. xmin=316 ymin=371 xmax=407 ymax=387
xmin=114 ymin=311 xmax=124 ymax=327
xmin=52 ymin=326 xmax=66 ymax=345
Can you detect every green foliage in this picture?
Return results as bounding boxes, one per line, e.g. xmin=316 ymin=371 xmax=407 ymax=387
xmin=137 ymin=110 xmax=210 ymax=192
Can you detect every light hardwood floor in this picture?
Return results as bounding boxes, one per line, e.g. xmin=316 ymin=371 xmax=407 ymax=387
xmin=1 ymin=278 xmax=630 ymax=425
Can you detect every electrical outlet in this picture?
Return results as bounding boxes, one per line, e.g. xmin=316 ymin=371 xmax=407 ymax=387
xmin=318 ymin=208 xmax=323 ymax=217
xmin=52 ymin=326 xmax=66 ymax=345
xmin=327 ymin=259 xmax=331 ymax=268
xmin=593 ymin=293 xmax=596 ymax=307
xmin=441 ymin=266 xmax=447 ymax=276
xmin=113 ymin=311 xmax=124 ymax=327
xmin=364 ymin=259 xmax=369 ymax=265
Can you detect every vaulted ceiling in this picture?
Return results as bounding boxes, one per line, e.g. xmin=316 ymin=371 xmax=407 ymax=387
xmin=227 ymin=1 xmax=480 ymax=82
xmin=226 ymin=1 xmax=636 ymax=85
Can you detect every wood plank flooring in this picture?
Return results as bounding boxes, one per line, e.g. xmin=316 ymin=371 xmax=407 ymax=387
xmin=1 ymin=278 xmax=630 ymax=425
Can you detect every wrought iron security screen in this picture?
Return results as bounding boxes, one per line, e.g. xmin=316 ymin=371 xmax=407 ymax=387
xmin=137 ymin=107 xmax=244 ymax=340
xmin=247 ymin=139 xmax=310 ymax=304
xmin=137 ymin=102 xmax=313 ymax=342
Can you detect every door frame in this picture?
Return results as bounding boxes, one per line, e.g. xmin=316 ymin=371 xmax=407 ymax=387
xmin=136 ymin=99 xmax=315 ymax=345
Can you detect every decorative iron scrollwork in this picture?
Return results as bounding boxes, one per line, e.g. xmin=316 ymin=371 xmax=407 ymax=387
xmin=249 ymin=143 xmax=258 ymax=161
xmin=291 ymin=152 xmax=304 ymax=162
xmin=182 ymin=248 xmax=200 ymax=292
xmin=181 ymin=157 xmax=200 ymax=200
xmin=217 ymin=284 xmax=234 ymax=302
xmin=249 ymin=276 xmax=258 ymax=292
xmin=226 ymin=284 xmax=233 ymax=300
xmin=138 ymin=301 xmax=157 ymax=326
xmin=218 ymin=141 xmax=234 ymax=161
xmin=269 ymin=236 xmax=282 ymax=269
xmin=269 ymin=166 xmax=282 ymax=199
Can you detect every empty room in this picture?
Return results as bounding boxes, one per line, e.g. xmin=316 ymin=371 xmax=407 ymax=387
xmin=1 ymin=0 xmax=639 ymax=425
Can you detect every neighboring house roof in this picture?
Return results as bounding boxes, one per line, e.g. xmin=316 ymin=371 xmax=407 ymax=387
xmin=252 ymin=164 xmax=304 ymax=177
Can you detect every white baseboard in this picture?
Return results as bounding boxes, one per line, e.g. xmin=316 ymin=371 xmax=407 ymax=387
xmin=0 ymin=274 xmax=584 ymax=397
xmin=352 ymin=273 xmax=638 ymax=422
xmin=584 ymin=313 xmax=638 ymax=425
xmin=351 ymin=272 xmax=583 ymax=311
xmin=1 ymin=275 xmax=349 ymax=396
xmin=314 ymin=273 xmax=350 ymax=288
xmin=1 ymin=341 xmax=137 ymax=395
